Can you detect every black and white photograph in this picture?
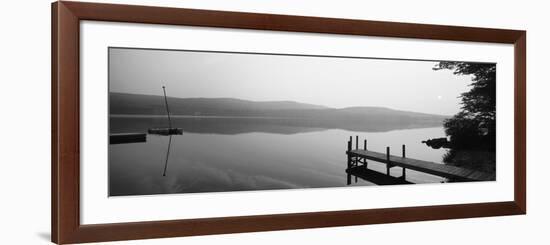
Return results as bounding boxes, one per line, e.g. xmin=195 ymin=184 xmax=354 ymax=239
xmin=108 ymin=47 xmax=496 ymax=197
xmin=2 ymin=0 xmax=542 ymax=244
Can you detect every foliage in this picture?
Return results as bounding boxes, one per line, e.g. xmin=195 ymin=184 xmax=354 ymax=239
xmin=434 ymin=62 xmax=496 ymax=151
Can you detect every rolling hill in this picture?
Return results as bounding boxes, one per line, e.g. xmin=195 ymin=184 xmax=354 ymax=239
xmin=109 ymin=92 xmax=449 ymax=132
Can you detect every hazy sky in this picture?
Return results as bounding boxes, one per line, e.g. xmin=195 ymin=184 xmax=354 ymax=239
xmin=109 ymin=48 xmax=475 ymax=116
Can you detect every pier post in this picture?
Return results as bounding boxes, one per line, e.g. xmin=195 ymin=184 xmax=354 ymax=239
xmin=402 ymin=144 xmax=406 ymax=179
xmin=363 ymin=139 xmax=368 ymax=168
xmin=386 ymin=147 xmax=391 ymax=175
xmin=347 ymin=140 xmax=352 ymax=169
xmin=363 ymin=139 xmax=369 ymax=169
xmin=356 ymin=135 xmax=359 ymax=149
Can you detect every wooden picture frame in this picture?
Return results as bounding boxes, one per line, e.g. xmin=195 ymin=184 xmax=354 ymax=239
xmin=51 ymin=1 xmax=526 ymax=244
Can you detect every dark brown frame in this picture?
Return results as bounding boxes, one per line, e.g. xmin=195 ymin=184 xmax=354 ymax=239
xmin=52 ymin=1 xmax=526 ymax=244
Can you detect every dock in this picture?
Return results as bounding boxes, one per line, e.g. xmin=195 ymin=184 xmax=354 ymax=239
xmin=346 ymin=136 xmax=495 ymax=182
xmin=110 ymin=133 xmax=146 ymax=144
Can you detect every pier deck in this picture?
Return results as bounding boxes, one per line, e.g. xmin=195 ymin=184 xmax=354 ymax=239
xmin=346 ymin=136 xmax=495 ymax=183
xmin=348 ymin=149 xmax=494 ymax=181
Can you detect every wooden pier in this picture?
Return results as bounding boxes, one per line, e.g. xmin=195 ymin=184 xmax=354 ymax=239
xmin=346 ymin=136 xmax=495 ymax=183
xmin=110 ymin=133 xmax=146 ymax=144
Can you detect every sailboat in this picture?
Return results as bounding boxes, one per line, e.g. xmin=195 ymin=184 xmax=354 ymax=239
xmin=148 ymin=85 xmax=183 ymax=135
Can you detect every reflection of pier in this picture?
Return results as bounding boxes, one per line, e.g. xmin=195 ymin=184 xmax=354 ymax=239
xmin=346 ymin=136 xmax=495 ymax=184
xmin=346 ymin=167 xmax=412 ymax=185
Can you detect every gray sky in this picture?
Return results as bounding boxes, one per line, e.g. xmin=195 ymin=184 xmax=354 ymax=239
xmin=109 ymin=48 xmax=474 ymax=116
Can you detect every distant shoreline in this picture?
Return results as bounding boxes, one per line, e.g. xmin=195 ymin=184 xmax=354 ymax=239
xmin=110 ymin=114 xmax=286 ymax=119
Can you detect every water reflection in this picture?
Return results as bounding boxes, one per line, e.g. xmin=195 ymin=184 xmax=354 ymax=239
xmin=109 ymin=124 xmax=448 ymax=196
xmin=110 ymin=115 xmax=443 ymax=135
xmin=162 ymin=135 xmax=173 ymax=176
xmin=346 ymin=167 xmax=413 ymax=185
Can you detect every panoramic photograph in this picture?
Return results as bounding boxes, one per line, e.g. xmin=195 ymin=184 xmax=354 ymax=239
xmin=108 ymin=47 xmax=496 ymax=197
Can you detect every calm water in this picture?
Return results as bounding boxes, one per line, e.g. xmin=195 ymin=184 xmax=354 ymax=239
xmin=109 ymin=116 xmax=448 ymax=196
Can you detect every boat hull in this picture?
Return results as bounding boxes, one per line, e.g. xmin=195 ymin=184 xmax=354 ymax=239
xmin=148 ymin=128 xmax=183 ymax=135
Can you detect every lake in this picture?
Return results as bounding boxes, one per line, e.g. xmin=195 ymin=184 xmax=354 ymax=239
xmin=109 ymin=116 xmax=449 ymax=196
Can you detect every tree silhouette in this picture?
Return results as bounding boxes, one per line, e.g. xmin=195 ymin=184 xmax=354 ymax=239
xmin=433 ymin=62 xmax=496 ymax=151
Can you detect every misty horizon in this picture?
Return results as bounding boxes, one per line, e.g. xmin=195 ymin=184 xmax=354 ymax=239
xmin=110 ymin=91 xmax=452 ymax=117
xmin=109 ymin=47 xmax=477 ymax=115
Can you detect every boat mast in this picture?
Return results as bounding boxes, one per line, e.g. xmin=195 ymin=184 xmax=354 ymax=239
xmin=162 ymin=85 xmax=172 ymax=129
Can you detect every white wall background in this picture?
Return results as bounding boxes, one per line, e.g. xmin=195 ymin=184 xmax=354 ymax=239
xmin=0 ymin=0 xmax=547 ymax=244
